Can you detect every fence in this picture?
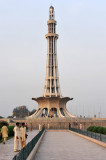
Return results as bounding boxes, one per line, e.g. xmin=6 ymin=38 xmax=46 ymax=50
xmin=69 ymin=128 xmax=106 ymax=143
xmin=13 ymin=128 xmax=45 ymax=160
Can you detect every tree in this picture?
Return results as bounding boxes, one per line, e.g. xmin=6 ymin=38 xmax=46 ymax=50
xmin=29 ymin=109 xmax=36 ymax=116
xmin=0 ymin=116 xmax=4 ymax=119
xmin=0 ymin=121 xmax=9 ymax=128
xmin=7 ymin=116 xmax=13 ymax=118
xmin=12 ymin=106 xmax=30 ymax=118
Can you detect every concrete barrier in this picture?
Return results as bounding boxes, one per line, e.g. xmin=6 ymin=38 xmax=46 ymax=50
xmin=27 ymin=130 xmax=45 ymax=160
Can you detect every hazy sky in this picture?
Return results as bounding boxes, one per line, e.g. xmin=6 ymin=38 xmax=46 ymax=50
xmin=0 ymin=0 xmax=106 ymax=118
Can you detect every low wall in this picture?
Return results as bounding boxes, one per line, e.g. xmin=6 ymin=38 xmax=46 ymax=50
xmin=1 ymin=118 xmax=106 ymax=130
xmin=25 ymin=118 xmax=106 ymax=130
xmin=0 ymin=118 xmax=10 ymax=123
xmin=27 ymin=130 xmax=45 ymax=160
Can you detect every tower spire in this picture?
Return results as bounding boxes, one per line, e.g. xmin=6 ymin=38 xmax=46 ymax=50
xmin=49 ymin=5 xmax=55 ymax=20
xmin=43 ymin=6 xmax=61 ymax=97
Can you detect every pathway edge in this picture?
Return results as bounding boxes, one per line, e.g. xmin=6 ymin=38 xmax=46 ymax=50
xmin=27 ymin=130 xmax=46 ymax=160
xmin=68 ymin=130 xmax=106 ymax=148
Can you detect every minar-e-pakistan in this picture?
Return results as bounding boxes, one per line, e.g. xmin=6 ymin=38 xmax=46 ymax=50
xmin=28 ymin=6 xmax=75 ymax=119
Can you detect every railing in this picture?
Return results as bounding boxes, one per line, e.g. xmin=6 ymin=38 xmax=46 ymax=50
xmin=69 ymin=128 xmax=106 ymax=143
xmin=13 ymin=128 xmax=45 ymax=160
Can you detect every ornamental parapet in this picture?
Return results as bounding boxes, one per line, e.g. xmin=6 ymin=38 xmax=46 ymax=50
xmin=47 ymin=20 xmax=57 ymax=25
xmin=45 ymin=33 xmax=58 ymax=38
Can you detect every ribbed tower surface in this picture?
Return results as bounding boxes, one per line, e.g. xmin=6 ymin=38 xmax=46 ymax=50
xmin=43 ymin=6 xmax=61 ymax=97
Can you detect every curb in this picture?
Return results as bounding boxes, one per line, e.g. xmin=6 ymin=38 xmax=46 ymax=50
xmin=27 ymin=130 xmax=45 ymax=160
xmin=68 ymin=130 xmax=106 ymax=148
xmin=47 ymin=129 xmax=69 ymax=132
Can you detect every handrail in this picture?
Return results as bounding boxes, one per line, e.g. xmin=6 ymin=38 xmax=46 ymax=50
xmin=13 ymin=128 xmax=45 ymax=160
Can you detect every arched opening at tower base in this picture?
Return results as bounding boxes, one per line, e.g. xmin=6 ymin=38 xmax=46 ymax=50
xmin=42 ymin=108 xmax=48 ymax=117
xmin=49 ymin=108 xmax=58 ymax=118
xmin=60 ymin=108 xmax=65 ymax=116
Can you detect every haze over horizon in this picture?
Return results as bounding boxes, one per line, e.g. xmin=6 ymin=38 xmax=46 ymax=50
xmin=0 ymin=0 xmax=106 ymax=118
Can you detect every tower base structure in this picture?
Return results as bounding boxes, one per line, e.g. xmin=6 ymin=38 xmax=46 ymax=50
xmin=27 ymin=97 xmax=75 ymax=119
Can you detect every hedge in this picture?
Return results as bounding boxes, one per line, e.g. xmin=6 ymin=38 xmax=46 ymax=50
xmin=8 ymin=126 xmax=14 ymax=137
xmin=0 ymin=128 xmax=1 ymax=141
xmin=87 ymin=126 xmax=106 ymax=135
xmin=0 ymin=121 xmax=9 ymax=128
xmin=0 ymin=125 xmax=14 ymax=142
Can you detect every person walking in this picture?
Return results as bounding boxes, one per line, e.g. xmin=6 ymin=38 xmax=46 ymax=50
xmin=69 ymin=123 xmax=71 ymax=129
xmin=1 ymin=122 xmax=8 ymax=144
xmin=25 ymin=123 xmax=28 ymax=131
xmin=80 ymin=123 xmax=83 ymax=130
xmin=13 ymin=122 xmax=20 ymax=152
xmin=30 ymin=123 xmax=32 ymax=131
xmin=20 ymin=123 xmax=28 ymax=149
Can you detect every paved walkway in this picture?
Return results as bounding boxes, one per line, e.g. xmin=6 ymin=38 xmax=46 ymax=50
xmin=0 ymin=130 xmax=38 ymax=160
xmin=35 ymin=131 xmax=106 ymax=160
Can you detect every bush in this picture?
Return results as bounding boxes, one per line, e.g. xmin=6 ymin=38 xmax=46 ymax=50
xmin=87 ymin=126 xmax=95 ymax=132
xmin=0 ymin=121 xmax=9 ymax=128
xmin=98 ymin=127 xmax=104 ymax=134
xmin=87 ymin=126 xmax=106 ymax=135
xmin=0 ymin=128 xmax=1 ymax=141
xmin=0 ymin=125 xmax=14 ymax=142
xmin=8 ymin=126 xmax=14 ymax=137
xmin=103 ymin=128 xmax=106 ymax=135
xmin=92 ymin=126 xmax=100 ymax=133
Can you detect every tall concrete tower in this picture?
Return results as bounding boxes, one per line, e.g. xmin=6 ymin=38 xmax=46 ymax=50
xmin=28 ymin=6 xmax=74 ymax=119
xmin=43 ymin=6 xmax=61 ymax=97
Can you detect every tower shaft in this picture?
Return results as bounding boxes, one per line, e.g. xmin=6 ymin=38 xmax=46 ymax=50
xmin=43 ymin=6 xmax=61 ymax=97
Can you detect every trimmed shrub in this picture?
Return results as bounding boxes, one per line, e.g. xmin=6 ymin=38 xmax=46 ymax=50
xmin=0 ymin=121 xmax=9 ymax=128
xmin=98 ymin=127 xmax=104 ymax=134
xmin=87 ymin=126 xmax=106 ymax=134
xmin=92 ymin=126 xmax=100 ymax=133
xmin=87 ymin=126 xmax=95 ymax=132
xmin=0 ymin=126 xmax=14 ymax=142
xmin=87 ymin=126 xmax=106 ymax=135
xmin=8 ymin=126 xmax=14 ymax=137
xmin=103 ymin=128 xmax=106 ymax=135
xmin=0 ymin=128 xmax=1 ymax=141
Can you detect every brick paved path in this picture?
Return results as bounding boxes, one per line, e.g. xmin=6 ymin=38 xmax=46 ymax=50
xmin=35 ymin=131 xmax=106 ymax=160
xmin=0 ymin=130 xmax=38 ymax=160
